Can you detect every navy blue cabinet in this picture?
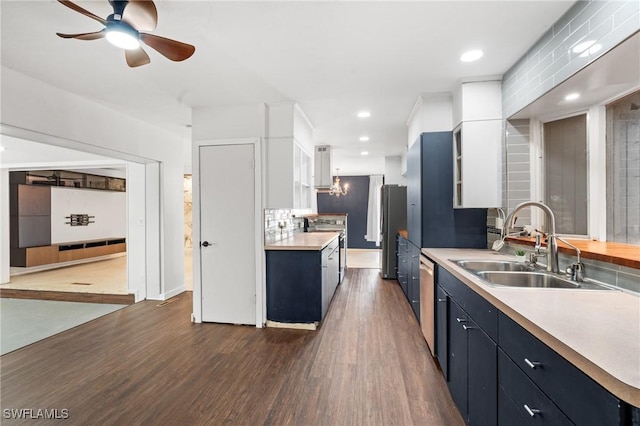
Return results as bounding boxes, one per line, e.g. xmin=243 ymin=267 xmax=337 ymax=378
xmin=499 ymin=313 xmax=626 ymax=426
xmin=437 ymin=266 xmax=498 ymax=424
xmin=408 ymin=242 xmax=421 ymax=320
xmin=434 ymin=262 xmax=637 ymax=426
xmin=445 ymin=290 xmax=498 ymax=425
xmin=448 ymin=300 xmax=469 ymax=416
xmin=406 ymin=132 xmax=488 ymax=250
xmin=266 ymin=238 xmax=339 ymax=324
xmin=435 ymin=285 xmax=449 ymax=379
xmin=396 ymin=234 xmax=409 ymax=297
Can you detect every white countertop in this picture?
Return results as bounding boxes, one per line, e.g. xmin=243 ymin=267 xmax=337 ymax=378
xmin=423 ymin=248 xmax=640 ymax=407
xmin=265 ymin=232 xmax=339 ymax=251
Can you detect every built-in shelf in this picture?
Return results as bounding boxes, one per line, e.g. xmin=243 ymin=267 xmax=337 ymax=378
xmin=11 ymin=238 xmax=126 ymax=267
xmin=11 ymin=170 xmax=125 ymax=192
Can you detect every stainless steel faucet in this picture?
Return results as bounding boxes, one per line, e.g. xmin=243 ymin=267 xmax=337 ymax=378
xmin=556 ymin=236 xmax=584 ymax=282
xmin=504 ymin=201 xmax=560 ymax=274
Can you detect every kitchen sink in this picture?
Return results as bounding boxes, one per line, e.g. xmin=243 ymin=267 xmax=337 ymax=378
xmin=455 ymin=260 xmax=533 ymax=272
xmin=475 ymin=271 xmax=614 ymax=290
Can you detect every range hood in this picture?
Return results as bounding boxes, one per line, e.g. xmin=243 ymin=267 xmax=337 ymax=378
xmin=314 ymin=145 xmax=333 ymax=188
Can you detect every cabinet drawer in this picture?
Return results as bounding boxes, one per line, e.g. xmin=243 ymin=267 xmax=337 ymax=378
xmin=325 ymin=238 xmax=339 ymax=253
xmin=498 ymin=349 xmax=572 ymax=426
xmin=437 ymin=267 xmax=497 ymax=340
xmin=498 ymin=313 xmax=623 ymax=426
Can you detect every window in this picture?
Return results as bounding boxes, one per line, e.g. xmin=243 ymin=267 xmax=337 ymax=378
xmin=606 ymin=91 xmax=640 ymax=244
xmin=543 ymin=114 xmax=588 ymax=236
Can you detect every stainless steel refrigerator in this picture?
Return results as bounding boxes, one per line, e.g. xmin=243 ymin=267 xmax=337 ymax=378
xmin=381 ymin=184 xmax=407 ymax=279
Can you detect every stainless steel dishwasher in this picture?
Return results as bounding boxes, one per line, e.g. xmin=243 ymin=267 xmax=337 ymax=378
xmin=419 ymin=255 xmax=435 ymax=356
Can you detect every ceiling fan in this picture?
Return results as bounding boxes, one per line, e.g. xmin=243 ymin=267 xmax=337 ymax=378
xmin=56 ymin=0 xmax=195 ymax=67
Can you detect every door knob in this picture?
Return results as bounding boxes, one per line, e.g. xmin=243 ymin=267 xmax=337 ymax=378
xmin=201 ymin=241 xmax=211 ymax=247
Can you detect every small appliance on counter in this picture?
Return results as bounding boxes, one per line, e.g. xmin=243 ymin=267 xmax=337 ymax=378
xmin=295 ymin=213 xmax=348 ymax=283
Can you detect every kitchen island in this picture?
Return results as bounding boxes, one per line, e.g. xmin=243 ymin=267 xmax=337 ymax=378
xmin=265 ymin=232 xmax=341 ymax=330
xmin=423 ymin=248 xmax=640 ymax=425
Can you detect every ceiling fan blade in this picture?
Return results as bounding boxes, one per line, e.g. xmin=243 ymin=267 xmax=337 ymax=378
xmin=123 ymin=0 xmax=158 ymax=32
xmin=56 ymin=29 xmax=106 ymax=40
xmin=57 ymin=0 xmax=107 ymax=25
xmin=139 ymin=33 xmax=195 ymax=62
xmin=125 ymin=46 xmax=151 ymax=68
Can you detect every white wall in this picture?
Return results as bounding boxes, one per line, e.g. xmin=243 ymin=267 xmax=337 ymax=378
xmin=407 ymin=93 xmax=453 ymax=148
xmin=0 ymin=66 xmax=185 ymax=299
xmin=453 ymin=79 xmax=502 ymax=126
xmin=191 ymin=104 xmax=266 ymax=327
xmin=0 ymin=169 xmax=9 ymax=283
xmin=384 ymin=156 xmax=406 ymax=185
xmin=192 ymin=104 xmax=266 ymax=141
xmin=127 ymin=162 xmax=147 ymax=302
xmin=334 ymin=155 xmax=385 ymax=176
xmin=50 ymin=187 xmax=126 ymax=243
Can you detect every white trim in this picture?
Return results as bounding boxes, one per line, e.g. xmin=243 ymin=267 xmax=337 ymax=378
xmin=152 ymin=285 xmax=186 ymax=301
xmin=0 ymin=125 xmax=157 ymax=303
xmin=191 ymin=137 xmax=264 ymax=327
xmin=529 ymin=118 xmax=543 ymax=230
xmin=535 ymin=110 xmax=591 ymax=238
xmin=405 ymin=95 xmax=424 ymax=126
xmin=588 ymin=105 xmax=607 ymax=241
xmin=293 ymin=103 xmax=315 ymax=131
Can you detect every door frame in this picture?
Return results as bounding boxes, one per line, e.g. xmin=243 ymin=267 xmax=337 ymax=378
xmin=191 ymin=138 xmax=264 ymax=327
xmin=0 ymin=124 xmax=159 ymax=302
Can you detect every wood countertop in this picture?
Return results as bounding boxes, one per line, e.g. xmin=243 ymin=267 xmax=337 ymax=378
xmin=265 ymin=232 xmax=340 ymax=251
xmin=507 ymin=236 xmax=640 ymax=269
xmin=423 ymin=248 xmax=640 ymax=407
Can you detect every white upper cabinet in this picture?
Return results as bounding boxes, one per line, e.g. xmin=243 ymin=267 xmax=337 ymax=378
xmin=265 ymin=102 xmax=314 ymax=209
xmin=452 ymin=80 xmax=503 ymax=208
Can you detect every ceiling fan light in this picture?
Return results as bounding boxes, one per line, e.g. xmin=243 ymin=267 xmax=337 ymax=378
xmin=106 ymin=29 xmax=140 ymax=50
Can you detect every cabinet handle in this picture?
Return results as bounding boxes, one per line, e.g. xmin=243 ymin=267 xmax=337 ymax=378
xmin=524 ymin=404 xmax=541 ymax=417
xmin=322 ymin=265 xmax=328 ymax=269
xmin=462 ymin=324 xmax=474 ymax=330
xmin=524 ymin=358 xmax=541 ymax=369
xmin=437 ymin=298 xmax=447 ymax=302
xmin=412 ymin=255 xmax=418 ymax=258
xmin=456 ymin=317 xmax=466 ymax=323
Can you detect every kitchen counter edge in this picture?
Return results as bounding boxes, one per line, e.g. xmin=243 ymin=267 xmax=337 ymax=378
xmin=422 ymin=247 xmax=640 ymax=407
xmin=265 ymin=232 xmax=340 ymax=251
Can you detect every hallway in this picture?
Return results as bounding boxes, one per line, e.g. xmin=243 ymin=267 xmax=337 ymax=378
xmin=0 ymin=268 xmax=463 ymax=425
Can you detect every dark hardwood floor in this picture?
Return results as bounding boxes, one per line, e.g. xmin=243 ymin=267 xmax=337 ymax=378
xmin=0 ymin=268 xmax=464 ymax=425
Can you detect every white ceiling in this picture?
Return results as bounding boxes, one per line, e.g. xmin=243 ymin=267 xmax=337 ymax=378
xmin=1 ymin=0 xmax=577 ymax=171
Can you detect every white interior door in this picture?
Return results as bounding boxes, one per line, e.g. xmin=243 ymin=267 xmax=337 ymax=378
xmin=199 ymin=144 xmax=255 ymax=325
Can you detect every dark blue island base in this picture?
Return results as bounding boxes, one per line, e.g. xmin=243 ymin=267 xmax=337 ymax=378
xmin=266 ymin=241 xmax=340 ymax=330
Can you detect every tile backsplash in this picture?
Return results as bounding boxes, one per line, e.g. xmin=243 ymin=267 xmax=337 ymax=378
xmin=503 ymin=241 xmax=640 ymax=295
xmin=502 ymin=0 xmax=639 ymax=118
xmin=264 ymin=209 xmax=310 ymax=244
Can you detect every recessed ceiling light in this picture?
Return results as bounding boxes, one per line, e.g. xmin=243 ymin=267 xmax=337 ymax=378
xmin=361 ymin=151 xmax=369 ymax=156
xmin=0 ymin=146 xmax=5 ymax=152
xmin=565 ymin=93 xmax=580 ymax=101
xmin=357 ymin=111 xmax=371 ymax=118
xmin=572 ymin=40 xmax=602 ymax=58
xmin=359 ymin=136 xmax=370 ymax=142
xmin=460 ymin=49 xmax=483 ymax=62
